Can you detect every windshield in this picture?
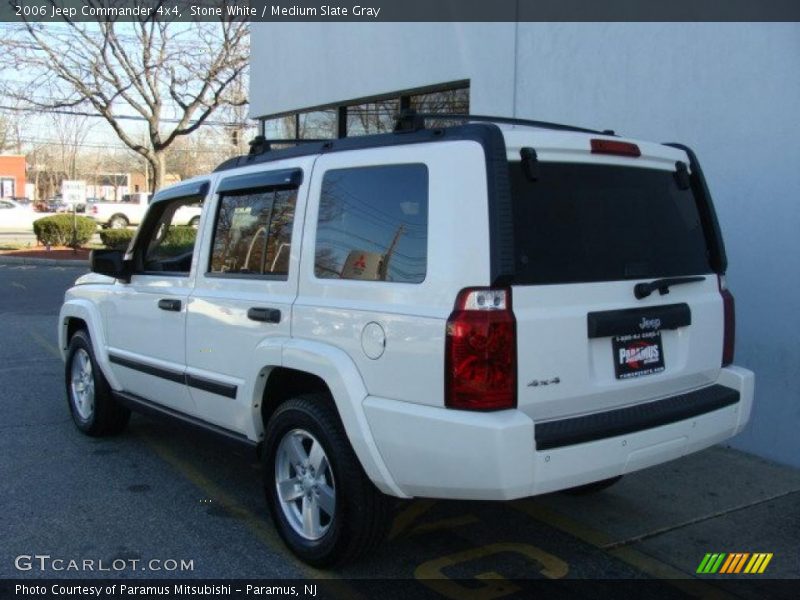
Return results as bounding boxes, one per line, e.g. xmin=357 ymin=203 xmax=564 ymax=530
xmin=508 ymin=162 xmax=713 ymax=285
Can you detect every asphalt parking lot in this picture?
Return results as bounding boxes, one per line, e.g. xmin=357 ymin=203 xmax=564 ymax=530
xmin=1 ymin=264 xmax=798 ymax=597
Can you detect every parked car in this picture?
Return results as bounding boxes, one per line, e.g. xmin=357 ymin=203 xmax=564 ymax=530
xmin=45 ymin=196 xmax=65 ymax=213
xmin=89 ymin=192 xmax=200 ymax=229
xmin=65 ymin=199 xmax=87 ymax=213
xmin=0 ymin=198 xmax=37 ymax=232
xmin=59 ymin=114 xmax=754 ymax=567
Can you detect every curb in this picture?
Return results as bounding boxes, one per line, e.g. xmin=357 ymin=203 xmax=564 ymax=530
xmin=0 ymin=255 xmax=88 ymax=268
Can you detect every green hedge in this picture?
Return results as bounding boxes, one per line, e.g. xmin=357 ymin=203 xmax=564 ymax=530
xmin=99 ymin=229 xmax=135 ymax=250
xmin=33 ymin=215 xmax=97 ymax=247
xmin=100 ymin=225 xmax=196 ymax=255
xmin=159 ymin=226 xmax=197 ymax=257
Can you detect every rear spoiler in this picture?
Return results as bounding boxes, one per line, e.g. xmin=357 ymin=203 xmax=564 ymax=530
xmin=664 ymin=143 xmax=728 ymax=274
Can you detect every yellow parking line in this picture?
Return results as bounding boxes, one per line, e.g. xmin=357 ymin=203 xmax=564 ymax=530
xmin=139 ymin=432 xmax=365 ymax=600
xmin=408 ymin=515 xmax=480 ymax=537
xmin=27 ymin=329 xmax=62 ymax=359
xmin=415 ymin=542 xmax=568 ymax=600
xmin=511 ymin=499 xmax=731 ymax=599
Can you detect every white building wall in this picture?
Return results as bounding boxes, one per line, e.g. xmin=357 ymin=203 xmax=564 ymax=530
xmin=250 ymin=23 xmax=516 ymax=116
xmin=250 ymin=22 xmax=800 ymax=468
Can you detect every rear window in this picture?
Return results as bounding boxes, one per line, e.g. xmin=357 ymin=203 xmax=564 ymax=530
xmin=508 ymin=162 xmax=713 ymax=285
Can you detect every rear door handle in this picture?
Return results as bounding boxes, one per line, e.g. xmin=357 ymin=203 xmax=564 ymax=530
xmin=158 ymin=298 xmax=182 ymax=312
xmin=247 ymin=307 xmax=281 ymax=324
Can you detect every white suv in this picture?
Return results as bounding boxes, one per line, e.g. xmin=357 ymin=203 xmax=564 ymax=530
xmin=58 ymin=114 xmax=754 ymax=566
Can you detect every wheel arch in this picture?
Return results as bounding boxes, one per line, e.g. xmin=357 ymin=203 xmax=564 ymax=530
xmin=59 ymin=300 xmax=122 ymax=391
xmin=251 ymin=338 xmax=407 ymax=498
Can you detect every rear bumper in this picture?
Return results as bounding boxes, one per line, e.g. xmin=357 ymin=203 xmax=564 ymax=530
xmin=363 ymin=366 xmax=754 ymax=500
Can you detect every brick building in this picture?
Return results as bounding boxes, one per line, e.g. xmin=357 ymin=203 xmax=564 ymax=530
xmin=0 ymin=155 xmax=26 ymax=199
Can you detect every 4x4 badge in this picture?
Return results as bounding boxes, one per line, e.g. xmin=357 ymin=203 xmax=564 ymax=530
xmin=528 ymin=377 xmax=560 ymax=387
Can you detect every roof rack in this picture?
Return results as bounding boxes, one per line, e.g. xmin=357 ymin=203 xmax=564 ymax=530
xmin=393 ymin=109 xmax=613 ymax=136
xmin=248 ymin=135 xmax=332 ymax=156
xmin=217 ymin=113 xmax=616 ymax=173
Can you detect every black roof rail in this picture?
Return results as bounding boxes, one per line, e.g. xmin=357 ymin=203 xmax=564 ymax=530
xmin=248 ymin=135 xmax=334 ymax=157
xmin=393 ymin=109 xmax=610 ymax=135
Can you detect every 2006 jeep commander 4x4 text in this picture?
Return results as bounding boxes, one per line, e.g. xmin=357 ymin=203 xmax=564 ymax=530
xmin=59 ymin=113 xmax=754 ymax=566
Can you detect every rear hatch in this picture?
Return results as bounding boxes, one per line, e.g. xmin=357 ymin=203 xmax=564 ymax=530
xmin=505 ymin=134 xmax=725 ymax=423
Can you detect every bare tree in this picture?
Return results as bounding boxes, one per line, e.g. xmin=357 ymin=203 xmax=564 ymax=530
xmin=1 ymin=3 xmax=249 ymax=192
xmin=0 ymin=109 xmax=25 ymax=154
xmin=0 ymin=114 xmax=9 ymax=153
xmin=51 ymin=113 xmax=93 ymax=180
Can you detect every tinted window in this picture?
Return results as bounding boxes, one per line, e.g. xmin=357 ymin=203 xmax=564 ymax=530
xmin=508 ymin=162 xmax=712 ymax=285
xmin=314 ymin=165 xmax=428 ymax=283
xmin=210 ymin=188 xmax=297 ymax=278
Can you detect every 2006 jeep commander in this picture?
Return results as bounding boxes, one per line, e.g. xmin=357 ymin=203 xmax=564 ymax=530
xmin=59 ymin=113 xmax=754 ymax=566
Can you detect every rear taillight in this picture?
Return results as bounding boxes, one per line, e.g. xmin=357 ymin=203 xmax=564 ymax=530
xmin=91 ymin=205 xmax=98 ymax=215
xmin=445 ymin=288 xmax=516 ymax=411
xmin=719 ymin=275 xmax=735 ymax=367
xmin=590 ymin=139 xmax=641 ymax=157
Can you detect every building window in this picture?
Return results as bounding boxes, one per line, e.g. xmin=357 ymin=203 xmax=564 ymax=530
xmin=410 ymin=88 xmax=470 ymax=127
xmin=314 ymin=164 xmax=429 ymax=283
xmin=346 ymin=99 xmax=399 ymax=136
xmin=260 ymin=82 xmax=469 ymax=141
xmin=1 ymin=177 xmax=15 ymax=198
xmin=210 ymin=187 xmax=297 ymax=278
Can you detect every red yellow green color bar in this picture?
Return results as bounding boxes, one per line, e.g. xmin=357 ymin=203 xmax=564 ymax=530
xmin=696 ymin=552 xmax=773 ymax=574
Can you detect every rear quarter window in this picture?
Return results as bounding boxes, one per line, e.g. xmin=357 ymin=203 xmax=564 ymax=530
xmin=508 ymin=162 xmax=713 ymax=285
xmin=314 ymin=164 xmax=428 ymax=283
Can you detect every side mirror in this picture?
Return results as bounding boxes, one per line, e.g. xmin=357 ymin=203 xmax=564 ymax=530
xmin=90 ymin=249 xmax=130 ymax=282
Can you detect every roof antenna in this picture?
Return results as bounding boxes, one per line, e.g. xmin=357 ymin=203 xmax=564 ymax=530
xmin=248 ymin=135 xmax=270 ymax=156
xmin=394 ymin=109 xmax=425 ymax=133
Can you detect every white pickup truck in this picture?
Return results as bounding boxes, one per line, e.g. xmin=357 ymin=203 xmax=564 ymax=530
xmin=89 ymin=192 xmax=202 ymax=229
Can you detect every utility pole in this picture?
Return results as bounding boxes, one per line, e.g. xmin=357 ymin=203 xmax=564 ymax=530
xmin=379 ymin=225 xmax=405 ymax=281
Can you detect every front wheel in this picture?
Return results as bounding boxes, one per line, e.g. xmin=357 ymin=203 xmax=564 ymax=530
xmin=65 ymin=330 xmax=130 ymax=436
xmin=264 ymin=395 xmax=390 ymax=567
xmin=188 ymin=216 xmax=200 ymax=229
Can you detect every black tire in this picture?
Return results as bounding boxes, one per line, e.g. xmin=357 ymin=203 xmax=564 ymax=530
xmin=189 ymin=216 xmax=201 ymax=229
xmin=65 ymin=329 xmax=130 ymax=437
xmin=108 ymin=215 xmax=128 ymax=230
xmin=562 ymin=476 xmax=623 ymax=496
xmin=264 ymin=394 xmax=390 ymax=567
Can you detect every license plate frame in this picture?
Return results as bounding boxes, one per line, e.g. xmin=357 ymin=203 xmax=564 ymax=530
xmin=612 ymin=330 xmax=665 ymax=379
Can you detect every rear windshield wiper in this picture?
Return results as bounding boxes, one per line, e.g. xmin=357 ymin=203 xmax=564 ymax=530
xmin=634 ymin=276 xmax=706 ymax=299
